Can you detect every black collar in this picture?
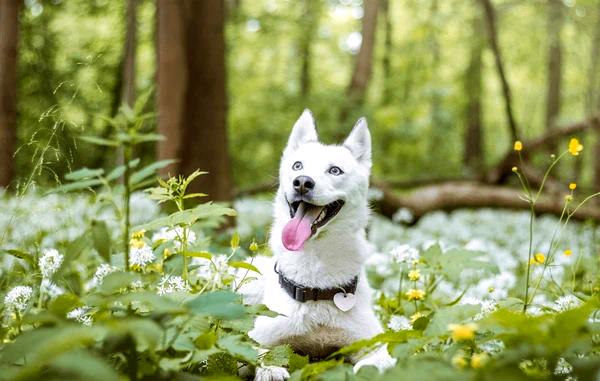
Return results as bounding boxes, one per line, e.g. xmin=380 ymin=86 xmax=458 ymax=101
xmin=274 ymin=263 xmax=358 ymax=303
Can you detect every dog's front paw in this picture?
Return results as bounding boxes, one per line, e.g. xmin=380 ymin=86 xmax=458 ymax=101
xmin=255 ymin=365 xmax=290 ymax=381
xmin=353 ymin=347 xmax=397 ymax=374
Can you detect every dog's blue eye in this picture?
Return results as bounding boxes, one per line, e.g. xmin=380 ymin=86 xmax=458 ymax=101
xmin=328 ymin=166 xmax=343 ymax=176
xmin=292 ymin=161 xmax=303 ymax=171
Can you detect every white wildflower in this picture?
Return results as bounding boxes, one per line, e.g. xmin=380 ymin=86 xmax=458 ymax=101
xmin=129 ymin=244 xmax=155 ymax=268
xmin=130 ymin=280 xmax=145 ymax=290
xmin=38 ymin=248 xmax=64 ymax=278
xmin=92 ymin=264 xmax=117 ymax=286
xmin=554 ymin=357 xmax=573 ymax=375
xmin=388 ymin=315 xmax=412 ymax=332
xmin=157 ymin=275 xmax=190 ymax=295
xmin=479 ymin=339 xmax=505 ymax=355
xmin=553 ymin=295 xmax=581 ymax=312
xmin=66 ymin=306 xmax=93 ymax=326
xmin=390 ymin=244 xmax=419 ymax=263
xmin=41 ymin=278 xmax=64 ymax=299
xmin=392 ymin=208 xmax=414 ymax=224
xmin=4 ymin=286 xmax=34 ymax=316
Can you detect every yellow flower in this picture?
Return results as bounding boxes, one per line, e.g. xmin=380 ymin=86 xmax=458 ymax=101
xmin=408 ymin=269 xmax=421 ymax=281
xmin=471 ymin=353 xmax=488 ymax=369
xmin=564 ymin=249 xmax=573 ymax=257
xmin=512 ymin=166 xmax=518 ymax=172
xmin=129 ymin=238 xmax=145 ymax=249
xmin=410 ymin=312 xmax=425 ymax=322
xmin=569 ymin=183 xmax=577 ymax=190
xmin=529 ymin=252 xmax=545 ymax=265
xmin=131 ymin=230 xmax=146 ymax=239
xmin=448 ymin=323 xmax=478 ymax=341
xmin=406 ymin=288 xmax=426 ymax=301
xmin=568 ymin=138 xmax=583 ymax=156
xmin=163 ymin=248 xmax=172 ymax=258
xmin=452 ymin=354 xmax=468 ymax=369
xmin=514 ymin=141 xmax=523 ymax=151
xmin=249 ymin=241 xmax=259 ymax=252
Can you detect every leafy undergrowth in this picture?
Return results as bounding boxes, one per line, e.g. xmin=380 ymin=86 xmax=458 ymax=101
xmin=0 ymin=187 xmax=599 ymax=380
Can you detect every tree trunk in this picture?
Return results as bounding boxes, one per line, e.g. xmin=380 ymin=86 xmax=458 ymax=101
xmin=157 ymin=0 xmax=232 ymax=201
xmin=479 ymin=0 xmax=519 ymax=142
xmin=380 ymin=0 xmax=392 ymax=104
xmin=299 ymin=0 xmax=319 ymax=99
xmin=338 ymin=0 xmax=378 ymax=127
xmin=463 ymin=9 xmax=485 ymax=174
xmin=544 ymin=0 xmax=563 ymax=154
xmin=590 ymin=2 xmax=600 ymax=191
xmin=121 ymin=0 xmax=138 ymax=107
xmin=0 ymin=0 xmax=20 ymax=188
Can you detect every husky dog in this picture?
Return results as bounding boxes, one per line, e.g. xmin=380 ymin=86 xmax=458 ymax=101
xmin=242 ymin=110 xmax=396 ymax=381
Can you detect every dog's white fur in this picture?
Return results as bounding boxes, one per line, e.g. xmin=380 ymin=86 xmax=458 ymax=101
xmin=242 ymin=110 xmax=396 ymax=380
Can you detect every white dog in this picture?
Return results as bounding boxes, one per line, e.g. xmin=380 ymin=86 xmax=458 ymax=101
xmin=242 ymin=110 xmax=396 ymax=380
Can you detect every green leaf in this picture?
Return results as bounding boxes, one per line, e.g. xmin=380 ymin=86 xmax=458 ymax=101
xmin=105 ymin=165 xmax=126 ymax=181
xmin=79 ymin=135 xmax=119 ymax=147
xmin=51 ymin=178 xmax=104 ymax=193
xmin=424 ymin=304 xmax=481 ymax=337
xmin=1 ymin=249 xmax=34 ymax=267
xmin=263 ymin=345 xmax=294 ymax=367
xmin=90 ymin=220 xmax=111 ymax=262
xmin=329 ymin=330 xmax=419 ymax=358
xmin=48 ymin=293 xmax=81 ymax=316
xmin=51 ymin=350 xmax=120 ymax=381
xmin=194 ymin=331 xmax=217 ymax=350
xmin=64 ymin=167 xmax=104 ymax=180
xmin=228 ymin=260 xmax=261 ymax=274
xmin=186 ymin=290 xmax=245 ymax=320
xmin=185 ymin=251 xmax=213 ymax=260
xmin=98 ymin=272 xmax=138 ymax=295
xmin=133 ymin=203 xmax=237 ymax=231
xmin=113 ymin=292 xmax=184 ymax=313
xmin=217 ymin=335 xmax=258 ymax=364
xmin=129 ymin=159 xmax=176 ymax=185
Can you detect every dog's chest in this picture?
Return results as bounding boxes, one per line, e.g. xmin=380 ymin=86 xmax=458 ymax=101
xmin=279 ymin=324 xmax=354 ymax=359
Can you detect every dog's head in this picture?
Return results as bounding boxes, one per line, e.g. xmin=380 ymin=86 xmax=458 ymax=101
xmin=275 ymin=109 xmax=371 ymax=252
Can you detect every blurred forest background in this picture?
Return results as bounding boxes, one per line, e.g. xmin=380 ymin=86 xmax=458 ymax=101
xmin=1 ymin=0 xmax=600 ymax=215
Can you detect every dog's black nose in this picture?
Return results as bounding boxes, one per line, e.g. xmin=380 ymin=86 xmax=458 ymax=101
xmin=293 ymin=176 xmax=315 ymax=195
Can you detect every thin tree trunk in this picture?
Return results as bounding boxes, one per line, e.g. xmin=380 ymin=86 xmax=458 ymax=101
xmin=479 ymin=0 xmax=519 ymax=141
xmin=544 ymin=0 xmax=563 ymax=155
xmin=380 ymin=0 xmax=392 ymax=104
xmin=464 ymin=10 xmax=485 ymax=174
xmin=122 ymin=0 xmax=138 ymax=107
xmin=338 ymin=0 xmax=378 ymax=127
xmin=299 ymin=0 xmax=319 ymax=99
xmin=157 ymin=0 xmax=232 ymax=201
xmin=0 ymin=0 xmax=20 ymax=187
xmin=590 ymin=2 xmax=600 ymax=191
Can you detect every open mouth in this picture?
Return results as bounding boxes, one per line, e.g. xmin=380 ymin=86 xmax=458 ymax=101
xmin=282 ymin=200 xmax=345 ymax=251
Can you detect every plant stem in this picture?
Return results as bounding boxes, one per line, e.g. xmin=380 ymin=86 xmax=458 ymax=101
xmin=123 ymin=145 xmax=132 ymax=270
xmin=523 ymin=202 xmax=535 ymax=313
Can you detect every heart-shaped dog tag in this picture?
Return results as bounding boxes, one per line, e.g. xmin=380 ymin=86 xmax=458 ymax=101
xmin=333 ymin=292 xmax=356 ymax=312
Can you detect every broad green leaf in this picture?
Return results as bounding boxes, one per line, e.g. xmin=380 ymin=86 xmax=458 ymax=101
xmin=1 ymin=249 xmax=34 ymax=267
xmin=79 ymin=135 xmax=119 ymax=147
xmin=90 ymin=220 xmax=111 ymax=262
xmin=64 ymin=167 xmax=104 ymax=180
xmin=263 ymin=345 xmax=294 ymax=367
xmin=113 ymin=292 xmax=184 ymax=313
xmin=129 ymin=159 xmax=176 ymax=185
xmin=98 ymin=271 xmax=138 ymax=295
xmin=194 ymin=331 xmax=217 ymax=350
xmin=424 ymin=304 xmax=481 ymax=336
xmin=186 ymin=290 xmax=245 ymax=320
xmin=51 ymin=350 xmax=120 ymax=381
xmin=185 ymin=251 xmax=213 ymax=260
xmin=105 ymin=164 xmax=126 ymax=181
xmin=48 ymin=293 xmax=80 ymax=316
xmin=217 ymin=335 xmax=258 ymax=364
xmin=50 ymin=178 xmax=103 ymax=193
xmin=228 ymin=260 xmax=261 ymax=274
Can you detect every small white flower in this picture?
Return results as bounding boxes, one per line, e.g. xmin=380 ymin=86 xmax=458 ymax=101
xmin=92 ymin=264 xmax=117 ymax=286
xmin=157 ymin=275 xmax=190 ymax=295
xmin=66 ymin=306 xmax=93 ymax=326
xmin=39 ymin=248 xmax=64 ymax=278
xmin=41 ymin=278 xmax=64 ymax=299
xmin=392 ymin=208 xmax=414 ymax=224
xmin=129 ymin=244 xmax=155 ymax=268
xmin=4 ymin=286 xmax=34 ymax=316
xmin=388 ymin=315 xmax=412 ymax=331
xmin=390 ymin=244 xmax=419 ymax=263
xmin=130 ymin=280 xmax=145 ymax=290
xmin=553 ymin=295 xmax=581 ymax=312
xmin=554 ymin=357 xmax=573 ymax=375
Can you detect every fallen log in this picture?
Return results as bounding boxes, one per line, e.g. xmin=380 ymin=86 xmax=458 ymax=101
xmin=371 ymin=180 xmax=600 ymax=223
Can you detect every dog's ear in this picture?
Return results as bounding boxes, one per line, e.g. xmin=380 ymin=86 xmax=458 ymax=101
xmin=285 ymin=109 xmax=318 ymax=153
xmin=343 ymin=117 xmax=371 ymax=168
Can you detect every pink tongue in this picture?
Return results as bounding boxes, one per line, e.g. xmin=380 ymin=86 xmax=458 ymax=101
xmin=282 ymin=203 xmax=321 ymax=251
